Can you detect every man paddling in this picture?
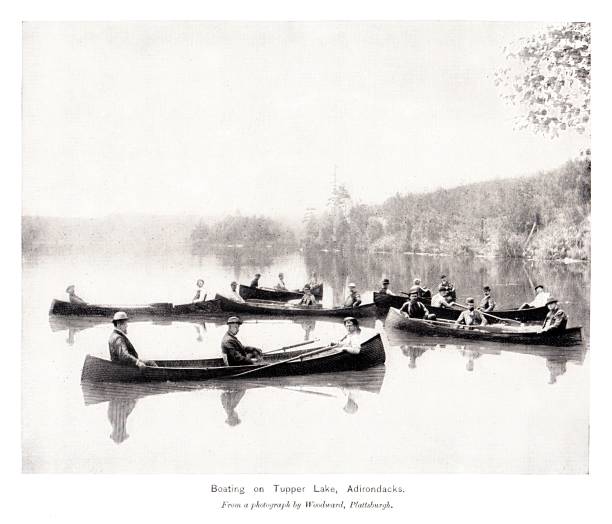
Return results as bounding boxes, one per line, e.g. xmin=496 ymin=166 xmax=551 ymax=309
xmin=431 ymin=290 xmax=455 ymax=308
xmin=66 ymin=284 xmax=87 ymax=305
xmin=438 ymin=275 xmax=457 ymax=301
xmin=108 ymin=312 xmax=158 ymax=368
xmin=399 ymin=286 xmax=436 ymax=320
xmin=344 ymin=283 xmax=362 ymax=308
xmin=478 ymin=286 xmax=496 ymax=312
xmin=275 ymin=272 xmax=288 ymax=290
xmin=336 ymin=317 xmax=363 ymax=354
xmin=221 ymin=316 xmax=263 ymax=366
xmin=454 ymin=298 xmax=488 ymax=327
xmin=250 ymin=273 xmax=261 ymax=288
xmin=538 ymin=297 xmax=568 ymax=334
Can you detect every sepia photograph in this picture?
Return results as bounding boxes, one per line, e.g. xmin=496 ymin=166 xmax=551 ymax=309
xmin=21 ymin=19 xmax=592 ymax=477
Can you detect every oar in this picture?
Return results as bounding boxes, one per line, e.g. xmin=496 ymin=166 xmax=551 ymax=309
xmin=228 ymin=345 xmax=336 ymax=379
xmin=454 ymin=303 xmax=523 ymax=326
xmin=262 ymin=338 xmax=320 ymax=355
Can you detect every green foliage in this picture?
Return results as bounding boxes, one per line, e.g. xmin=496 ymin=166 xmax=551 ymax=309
xmin=495 ymin=22 xmax=590 ymax=137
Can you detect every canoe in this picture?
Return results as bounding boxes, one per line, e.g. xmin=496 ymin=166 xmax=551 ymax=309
xmin=80 ymin=333 xmax=386 ymax=383
xmin=49 ymin=299 xmax=173 ymax=317
xmin=81 ymin=365 xmax=386 ymax=405
xmin=385 ymin=307 xmax=582 ymax=346
xmin=239 ymin=283 xmax=324 ymax=302
xmin=373 ymin=292 xmax=549 ymax=323
xmin=216 ymin=293 xmax=378 ymax=318
xmin=170 ymin=299 xmax=223 ymax=315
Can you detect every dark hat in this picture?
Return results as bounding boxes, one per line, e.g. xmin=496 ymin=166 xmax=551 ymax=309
xmin=534 ymin=284 xmax=544 ymax=290
xmin=343 ymin=316 xmax=359 ymax=326
xmin=382 ymin=278 xmax=390 ymax=284
xmin=483 ymin=286 xmax=491 ymax=292
xmin=226 ymin=316 xmax=243 ymax=325
xmin=440 ymin=274 xmax=447 ymax=279
xmin=545 ymin=296 xmax=558 ymax=306
xmin=304 ymin=284 xmax=311 ymax=290
xmin=466 ymin=297 xmax=475 ymax=304
xmin=255 ymin=273 xmax=261 ymax=277
xmin=230 ymin=281 xmax=237 ymax=285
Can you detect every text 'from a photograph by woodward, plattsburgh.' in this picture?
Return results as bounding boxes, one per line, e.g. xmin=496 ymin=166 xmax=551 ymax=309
xmin=210 ymin=483 xmax=404 ymax=511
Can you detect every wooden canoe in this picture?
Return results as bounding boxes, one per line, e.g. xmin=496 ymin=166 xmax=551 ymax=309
xmin=239 ymin=283 xmax=324 ymax=302
xmin=374 ymin=292 xmax=549 ymax=323
xmin=170 ymin=299 xmax=223 ymax=315
xmin=80 ymin=333 xmax=386 ymax=383
xmin=384 ymin=307 xmax=582 ymax=346
xmin=81 ymin=365 xmax=387 ymax=404
xmin=49 ymin=299 xmax=173 ymax=317
xmin=216 ymin=293 xmax=378 ymax=318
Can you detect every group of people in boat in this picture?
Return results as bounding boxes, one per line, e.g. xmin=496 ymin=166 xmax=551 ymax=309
xmin=107 ymin=311 xmax=365 ymax=369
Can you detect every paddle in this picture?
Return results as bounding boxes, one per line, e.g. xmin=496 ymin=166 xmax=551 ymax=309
xmin=262 ymin=338 xmax=320 ymax=355
xmin=228 ymin=345 xmax=336 ymax=379
xmin=454 ymin=303 xmax=523 ymax=326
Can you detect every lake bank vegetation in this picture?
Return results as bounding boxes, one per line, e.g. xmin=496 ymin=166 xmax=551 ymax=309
xmin=301 ymin=157 xmax=590 ymax=261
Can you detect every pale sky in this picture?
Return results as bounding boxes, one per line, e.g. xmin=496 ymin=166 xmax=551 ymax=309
xmin=22 ymin=21 xmax=589 ymax=218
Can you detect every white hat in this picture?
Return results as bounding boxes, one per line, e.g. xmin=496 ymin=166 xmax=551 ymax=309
xmin=348 ymin=282 xmax=356 ymax=288
xmin=112 ymin=311 xmax=129 ymax=322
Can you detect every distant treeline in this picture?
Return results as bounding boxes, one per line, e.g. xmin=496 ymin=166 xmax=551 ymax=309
xmin=302 ymin=157 xmax=591 ymax=260
xmin=191 ymin=215 xmax=297 ymax=248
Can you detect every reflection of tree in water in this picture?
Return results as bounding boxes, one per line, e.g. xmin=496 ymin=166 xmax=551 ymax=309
xmin=400 ymin=345 xmax=428 ymax=369
xmin=221 ymin=387 xmax=246 ymax=427
xmin=211 ymin=248 xmax=276 ymax=282
xmin=547 ymin=358 xmax=568 ymax=385
xmin=108 ymin=398 xmax=137 ymax=444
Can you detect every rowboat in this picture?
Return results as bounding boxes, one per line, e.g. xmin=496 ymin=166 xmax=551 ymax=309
xmin=49 ymin=299 xmax=173 ymax=317
xmin=216 ymin=293 xmax=378 ymax=318
xmin=80 ymin=333 xmax=385 ymax=383
xmin=385 ymin=307 xmax=582 ymax=346
xmin=239 ymin=283 xmax=324 ymax=302
xmin=373 ymin=292 xmax=549 ymax=323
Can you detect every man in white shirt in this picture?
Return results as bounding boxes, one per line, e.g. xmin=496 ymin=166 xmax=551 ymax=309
xmin=227 ymin=281 xmax=246 ymax=303
xmin=519 ymin=285 xmax=552 ymax=309
xmin=192 ymin=279 xmax=207 ymax=303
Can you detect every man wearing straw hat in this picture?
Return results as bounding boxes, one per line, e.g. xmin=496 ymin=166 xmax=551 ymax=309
xmin=344 ymin=283 xmax=362 ymax=308
xmin=221 ymin=316 xmax=263 ymax=366
xmin=108 ymin=312 xmax=158 ymax=369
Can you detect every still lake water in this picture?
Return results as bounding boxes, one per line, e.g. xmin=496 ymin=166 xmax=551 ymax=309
xmin=22 ymin=245 xmax=590 ymax=473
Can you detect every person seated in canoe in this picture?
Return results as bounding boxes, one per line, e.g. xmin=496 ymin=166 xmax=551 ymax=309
xmin=192 ymin=279 xmax=208 ymax=303
xmin=478 ymin=286 xmax=496 ymax=312
xmin=333 ymin=317 xmax=363 ymax=354
xmin=305 ymin=271 xmax=321 ymax=289
xmin=221 ymin=316 xmax=263 ymax=366
xmin=431 ymin=290 xmax=455 ymax=308
xmin=399 ymin=286 xmax=436 ymax=320
xmin=454 ymin=298 xmax=488 ymax=328
xmin=537 ymin=297 xmax=568 ymax=334
xmin=344 ymin=283 xmax=362 ymax=308
xmin=66 ymin=284 xmax=87 ymax=305
xmin=412 ymin=279 xmax=431 ymax=300
xmin=298 ymin=284 xmax=318 ymax=306
xmin=519 ymin=284 xmax=552 ymax=309
xmin=108 ymin=312 xmax=158 ymax=368
xmin=228 ymin=281 xmax=246 ymax=303
xmin=275 ymin=272 xmax=288 ymax=290
xmin=250 ymin=273 xmax=261 ymax=288
xmin=378 ymin=278 xmax=394 ymax=295
xmin=438 ymin=275 xmax=457 ymax=301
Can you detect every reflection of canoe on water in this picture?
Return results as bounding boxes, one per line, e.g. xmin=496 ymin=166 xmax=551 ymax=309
xmin=239 ymin=283 xmax=323 ymax=302
xmin=374 ymin=292 xmax=549 ymax=323
xmin=81 ymin=333 xmax=385 ymax=383
xmin=81 ymin=365 xmax=386 ymax=405
xmin=216 ymin=294 xmax=378 ymax=318
xmin=385 ymin=308 xmax=582 ymax=347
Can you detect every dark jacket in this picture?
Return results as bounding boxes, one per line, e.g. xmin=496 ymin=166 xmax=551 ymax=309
xmin=542 ymin=309 xmax=568 ymax=331
xmin=400 ymin=300 xmax=429 ymax=319
xmin=221 ymin=332 xmax=260 ymax=366
xmin=108 ymin=329 xmax=139 ymax=365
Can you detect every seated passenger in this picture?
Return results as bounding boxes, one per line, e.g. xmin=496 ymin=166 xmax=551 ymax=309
xmin=227 ymin=281 xmax=246 ymax=303
xmin=344 ymin=283 xmax=362 ymax=308
xmin=275 ymin=272 xmax=288 ymax=290
xmin=538 ymin=297 xmax=568 ymax=333
xmin=378 ymin=278 xmax=394 ymax=295
xmin=478 ymin=285 xmax=496 ymax=312
xmin=399 ymin=287 xmax=436 ymax=320
xmin=192 ymin=279 xmax=207 ymax=303
xmin=336 ymin=317 xmax=363 ymax=354
xmin=250 ymin=273 xmax=261 ymax=288
xmin=431 ymin=291 xmax=455 ymax=308
xmin=66 ymin=284 xmax=87 ymax=305
xmin=108 ymin=312 xmax=158 ymax=368
xmin=519 ymin=285 xmax=552 ymax=309
xmin=455 ymin=298 xmax=488 ymax=327
xmin=299 ymin=284 xmax=318 ymax=306
xmin=412 ymin=279 xmax=431 ymax=299
xmin=221 ymin=316 xmax=263 ymax=366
